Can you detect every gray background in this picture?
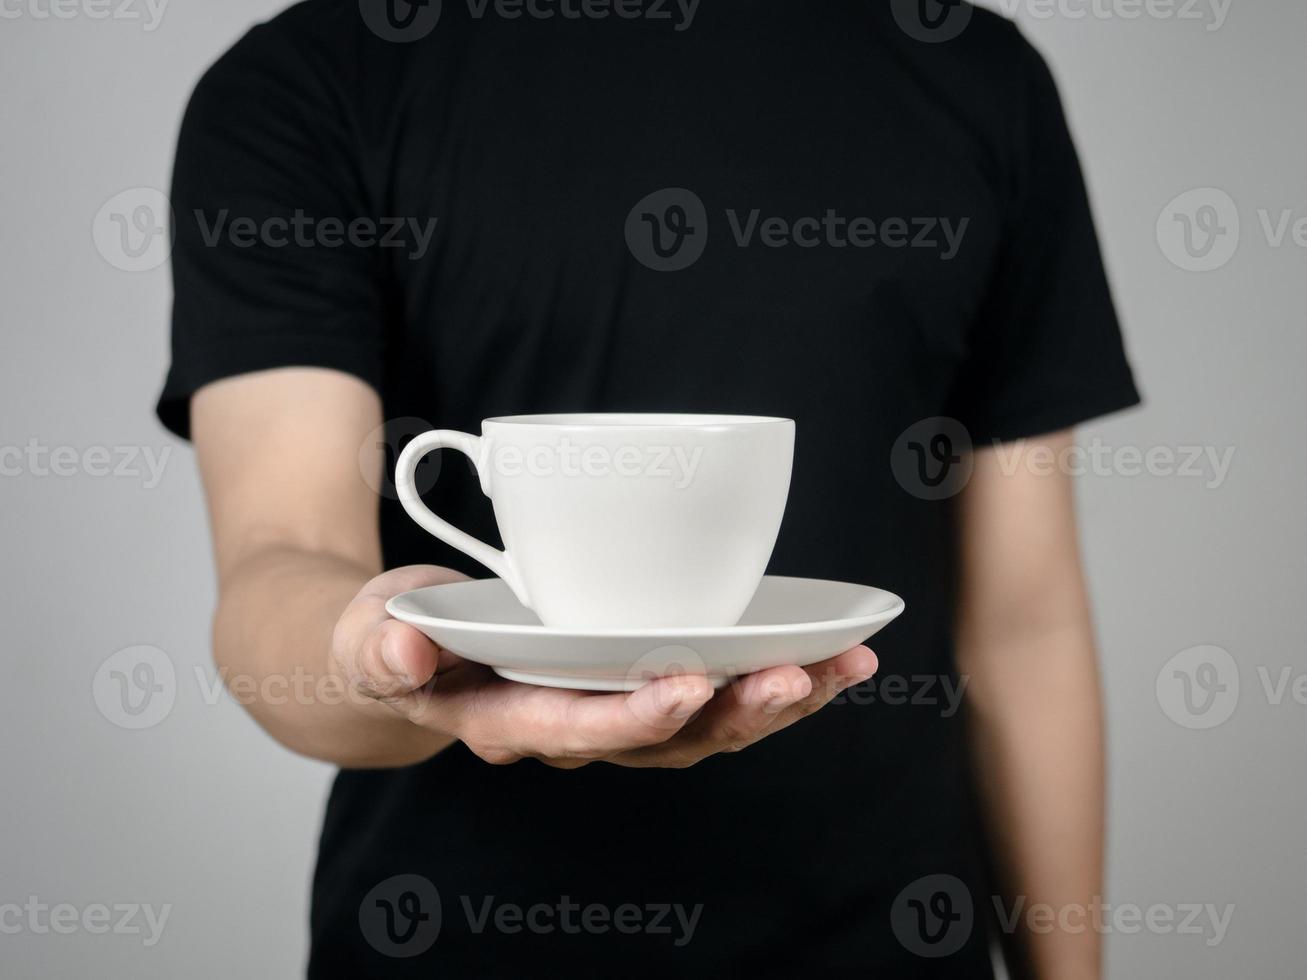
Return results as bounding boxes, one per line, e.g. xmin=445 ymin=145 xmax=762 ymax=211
xmin=1 ymin=1 xmax=1303 ymax=976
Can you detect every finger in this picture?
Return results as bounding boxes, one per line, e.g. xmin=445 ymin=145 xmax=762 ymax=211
xmin=333 ymin=565 xmax=470 ymax=698
xmin=354 ymin=619 xmax=448 ymax=699
xmin=618 ymin=665 xmax=812 ymax=766
xmin=523 ymin=674 xmax=716 ymax=760
xmin=441 ymin=673 xmax=716 ymax=764
xmin=726 ymin=664 xmax=816 ymax=715
xmin=761 ymin=645 xmax=878 ymax=735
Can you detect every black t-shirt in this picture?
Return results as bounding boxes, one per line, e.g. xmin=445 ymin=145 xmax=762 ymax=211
xmin=158 ymin=2 xmax=1139 ymax=975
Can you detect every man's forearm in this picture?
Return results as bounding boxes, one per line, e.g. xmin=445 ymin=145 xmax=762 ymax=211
xmin=958 ymin=617 xmax=1106 ymax=980
xmin=213 ymin=546 xmax=452 ymax=767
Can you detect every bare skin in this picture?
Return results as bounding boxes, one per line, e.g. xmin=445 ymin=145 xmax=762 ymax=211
xmin=193 ymin=367 xmax=876 ymax=770
xmin=958 ymin=432 xmax=1106 ymax=980
xmin=194 ymin=368 xmax=1104 ymax=977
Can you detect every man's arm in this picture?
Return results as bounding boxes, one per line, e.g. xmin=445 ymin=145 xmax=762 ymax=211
xmin=194 ymin=366 xmax=455 ymax=766
xmin=192 ymin=367 xmax=877 ymax=771
xmin=955 ymin=430 xmax=1105 ymax=980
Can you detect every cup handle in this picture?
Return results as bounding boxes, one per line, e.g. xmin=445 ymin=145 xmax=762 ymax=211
xmin=395 ymin=430 xmax=530 ymax=608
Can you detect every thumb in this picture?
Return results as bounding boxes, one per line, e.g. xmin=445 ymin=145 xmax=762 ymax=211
xmin=355 ymin=618 xmax=446 ymax=699
xmin=333 ymin=565 xmax=468 ymax=700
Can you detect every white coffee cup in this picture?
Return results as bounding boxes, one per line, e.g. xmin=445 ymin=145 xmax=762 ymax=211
xmin=395 ymin=414 xmax=794 ymax=629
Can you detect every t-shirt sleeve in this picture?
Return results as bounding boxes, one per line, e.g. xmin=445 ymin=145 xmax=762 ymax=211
xmin=156 ymin=23 xmax=383 ymax=439
xmin=946 ymin=35 xmax=1140 ymax=445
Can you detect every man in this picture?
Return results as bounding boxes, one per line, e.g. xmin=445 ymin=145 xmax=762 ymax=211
xmin=158 ymin=1 xmax=1138 ymax=976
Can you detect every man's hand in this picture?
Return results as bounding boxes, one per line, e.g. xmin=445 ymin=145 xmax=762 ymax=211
xmin=333 ymin=565 xmax=879 ymax=769
xmin=195 ymin=367 xmax=874 ymax=769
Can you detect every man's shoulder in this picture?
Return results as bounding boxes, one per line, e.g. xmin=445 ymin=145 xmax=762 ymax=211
xmin=183 ymin=0 xmax=373 ymax=123
xmin=253 ymin=0 xmax=370 ymax=45
xmin=884 ymin=3 xmax=1049 ymax=90
xmin=869 ymin=4 xmax=1062 ymax=147
xmin=200 ymin=0 xmax=375 ymax=83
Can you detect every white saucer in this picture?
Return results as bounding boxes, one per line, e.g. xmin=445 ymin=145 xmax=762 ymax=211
xmin=386 ymin=576 xmax=904 ymax=691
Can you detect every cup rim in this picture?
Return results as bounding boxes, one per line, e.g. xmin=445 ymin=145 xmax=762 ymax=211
xmin=484 ymin=413 xmax=793 ymax=429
